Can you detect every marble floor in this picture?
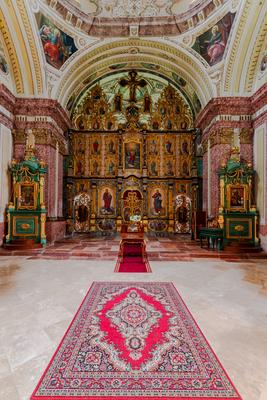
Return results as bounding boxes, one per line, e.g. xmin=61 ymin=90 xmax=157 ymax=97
xmin=0 ymin=236 xmax=267 ymax=399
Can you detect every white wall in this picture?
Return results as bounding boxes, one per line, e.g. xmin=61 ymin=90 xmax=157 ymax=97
xmin=254 ymin=123 xmax=267 ymax=249
xmin=0 ymin=124 xmax=12 ymax=223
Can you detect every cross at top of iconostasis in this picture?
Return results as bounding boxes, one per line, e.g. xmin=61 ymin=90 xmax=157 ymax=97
xmin=119 ymin=70 xmax=147 ymax=103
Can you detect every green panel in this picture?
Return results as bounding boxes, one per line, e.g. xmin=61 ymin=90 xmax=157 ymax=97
xmin=227 ymin=219 xmax=251 ymax=239
xmin=15 ymin=217 xmax=36 ymax=235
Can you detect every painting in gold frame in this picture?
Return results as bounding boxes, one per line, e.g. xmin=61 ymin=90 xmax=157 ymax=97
xmin=148 ymin=185 xmax=167 ymax=218
xmin=98 ymin=186 xmax=116 ymax=217
xmin=18 ymin=182 xmax=37 ymax=210
xmin=124 ymin=142 xmax=141 ymax=171
xmin=227 ymin=184 xmax=247 ymax=212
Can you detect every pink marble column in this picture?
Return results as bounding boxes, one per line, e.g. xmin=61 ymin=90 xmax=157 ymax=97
xmin=12 ymin=99 xmax=70 ymax=243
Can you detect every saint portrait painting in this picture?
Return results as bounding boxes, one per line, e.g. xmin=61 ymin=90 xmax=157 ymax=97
xmin=149 ymin=188 xmax=166 ymax=217
xmin=99 ymin=187 xmax=115 ymax=216
xmin=37 ymin=14 xmax=77 ymax=69
xmin=124 ymin=142 xmax=141 ymax=170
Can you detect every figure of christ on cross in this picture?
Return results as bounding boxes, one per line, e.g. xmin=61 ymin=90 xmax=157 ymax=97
xmin=119 ymin=70 xmax=147 ymax=103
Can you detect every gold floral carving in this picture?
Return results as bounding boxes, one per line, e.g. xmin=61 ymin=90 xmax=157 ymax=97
xmin=57 ymin=39 xmax=213 ymax=105
xmin=16 ymin=0 xmax=43 ymax=94
xmin=219 ymin=128 xmax=233 ymax=144
xmin=240 ymin=128 xmax=253 ymax=144
xmin=0 ymin=8 xmax=24 ymax=93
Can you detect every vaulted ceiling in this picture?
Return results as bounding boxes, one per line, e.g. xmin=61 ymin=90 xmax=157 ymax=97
xmin=0 ymin=0 xmax=266 ymax=116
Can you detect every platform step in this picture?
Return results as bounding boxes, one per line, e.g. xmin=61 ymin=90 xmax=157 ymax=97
xmin=223 ymin=242 xmax=262 ymax=254
xmin=3 ymin=239 xmax=43 ymax=250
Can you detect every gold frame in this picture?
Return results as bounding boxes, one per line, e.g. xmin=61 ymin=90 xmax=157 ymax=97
xmin=121 ymin=189 xmax=143 ymax=223
xmin=17 ymin=182 xmax=37 ymax=210
xmin=226 ymin=218 xmax=252 ymax=239
xmin=98 ymin=185 xmax=116 ymax=217
xmin=148 ymin=184 xmax=168 ymax=218
xmin=123 ymin=140 xmax=142 ymax=174
xmin=226 ymin=184 xmax=247 ymax=212
xmin=13 ymin=215 xmax=38 ymax=236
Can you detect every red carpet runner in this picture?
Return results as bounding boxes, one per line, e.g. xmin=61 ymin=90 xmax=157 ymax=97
xmin=31 ymin=282 xmax=242 ymax=400
xmin=115 ymin=243 xmax=152 ymax=272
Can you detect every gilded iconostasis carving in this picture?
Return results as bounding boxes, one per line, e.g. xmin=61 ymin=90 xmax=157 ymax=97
xmin=64 ymin=71 xmax=198 ymax=234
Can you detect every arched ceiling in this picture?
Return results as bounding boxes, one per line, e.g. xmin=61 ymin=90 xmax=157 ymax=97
xmin=0 ymin=0 xmax=266 ymax=111
xmin=72 ymin=70 xmax=196 ymax=123
xmin=56 ymin=38 xmax=214 ymax=114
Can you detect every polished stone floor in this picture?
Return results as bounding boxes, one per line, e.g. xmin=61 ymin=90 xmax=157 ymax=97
xmin=0 ymin=236 xmax=267 ymax=399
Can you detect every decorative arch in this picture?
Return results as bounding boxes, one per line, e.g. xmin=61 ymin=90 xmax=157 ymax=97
xmin=174 ymin=194 xmax=192 ymax=234
xmin=55 ymin=38 xmax=215 ymax=111
xmin=223 ymin=0 xmax=266 ymax=94
xmin=73 ymin=192 xmax=91 ymax=232
xmin=16 ymin=0 xmax=45 ymax=95
xmin=0 ymin=7 xmax=24 ymax=94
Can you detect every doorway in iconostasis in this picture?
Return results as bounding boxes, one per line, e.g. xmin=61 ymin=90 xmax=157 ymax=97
xmin=122 ymin=190 xmax=143 ymax=224
xmin=74 ymin=192 xmax=91 ymax=232
xmin=174 ymin=194 xmax=191 ymax=233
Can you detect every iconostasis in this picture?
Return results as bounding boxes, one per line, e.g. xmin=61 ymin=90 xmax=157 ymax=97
xmin=64 ymin=71 xmax=200 ymax=234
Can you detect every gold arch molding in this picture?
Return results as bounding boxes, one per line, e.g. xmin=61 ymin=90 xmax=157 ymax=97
xmin=0 ymin=7 xmax=24 ymax=94
xmin=223 ymin=0 xmax=266 ymax=94
xmin=0 ymin=0 xmax=44 ymax=95
xmin=244 ymin=13 xmax=267 ymax=92
xmin=56 ymin=39 xmax=215 ymax=108
xmin=61 ymin=53 xmax=208 ymax=111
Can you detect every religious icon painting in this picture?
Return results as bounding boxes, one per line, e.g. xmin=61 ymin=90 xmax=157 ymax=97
xmin=176 ymin=182 xmax=188 ymax=195
xmin=106 ymin=159 xmax=116 ymax=176
xmin=91 ymin=137 xmax=101 ymax=155
xmin=106 ymin=138 xmax=116 ymax=155
xmin=174 ymin=194 xmax=192 ymax=233
xmin=148 ymin=186 xmax=167 ymax=217
xmin=0 ymin=51 xmax=8 ymax=74
xmin=227 ymin=184 xmax=247 ymax=212
xmin=147 ymin=137 xmax=159 ymax=156
xmin=192 ymin=12 xmax=235 ymax=66
xmin=149 ymin=160 xmax=158 ymax=177
xmin=98 ymin=186 xmax=116 ymax=216
xmin=18 ymin=183 xmax=36 ymax=209
xmin=164 ymin=137 xmax=175 ymax=155
xmin=124 ymin=142 xmax=141 ymax=170
xmin=181 ymin=160 xmax=190 ymax=176
xmin=75 ymin=159 xmax=84 ymax=176
xmin=37 ymin=14 xmax=77 ymax=69
xmin=181 ymin=139 xmax=189 ymax=155
xmin=90 ymin=159 xmax=100 ymax=176
xmin=165 ymin=159 xmax=175 ymax=176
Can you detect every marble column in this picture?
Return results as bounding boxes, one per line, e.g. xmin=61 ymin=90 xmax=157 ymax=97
xmin=12 ymin=98 xmax=70 ymax=242
xmin=0 ymin=85 xmax=15 ymax=245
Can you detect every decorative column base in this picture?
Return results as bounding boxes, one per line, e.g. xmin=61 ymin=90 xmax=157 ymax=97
xmin=46 ymin=218 xmax=66 ymax=243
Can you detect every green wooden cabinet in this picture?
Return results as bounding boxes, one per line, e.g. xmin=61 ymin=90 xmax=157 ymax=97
xmin=6 ymin=146 xmax=47 ymax=246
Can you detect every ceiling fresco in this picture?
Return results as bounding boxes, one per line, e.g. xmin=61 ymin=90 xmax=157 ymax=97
xmin=47 ymin=0 xmax=227 ymax=37
xmin=66 ymin=0 xmax=201 ymax=18
xmin=192 ymin=12 xmax=235 ymax=66
xmin=36 ymin=13 xmax=77 ymax=69
xmin=0 ymin=40 xmax=9 ymax=75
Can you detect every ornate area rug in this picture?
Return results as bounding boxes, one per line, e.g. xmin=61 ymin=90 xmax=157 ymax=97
xmin=31 ymin=282 xmax=242 ymax=399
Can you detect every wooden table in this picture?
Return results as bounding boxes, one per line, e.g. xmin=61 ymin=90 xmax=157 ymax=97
xmin=199 ymin=227 xmax=224 ymax=250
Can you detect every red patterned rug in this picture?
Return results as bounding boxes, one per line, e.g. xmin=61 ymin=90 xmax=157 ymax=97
xmin=31 ymin=282 xmax=242 ymax=400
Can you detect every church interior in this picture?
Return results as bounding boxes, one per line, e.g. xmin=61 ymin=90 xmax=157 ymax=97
xmin=0 ymin=0 xmax=266 ymax=399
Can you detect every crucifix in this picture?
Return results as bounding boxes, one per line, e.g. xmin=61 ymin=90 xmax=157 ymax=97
xmin=119 ymin=70 xmax=147 ymax=103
